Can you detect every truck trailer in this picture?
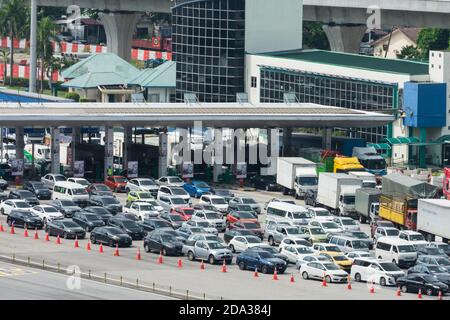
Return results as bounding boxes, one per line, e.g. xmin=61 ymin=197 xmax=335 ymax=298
xmin=417 ymin=199 xmax=450 ymax=242
xmin=276 ymin=157 xmax=318 ymax=199
xmin=355 ymin=188 xmax=381 ymax=223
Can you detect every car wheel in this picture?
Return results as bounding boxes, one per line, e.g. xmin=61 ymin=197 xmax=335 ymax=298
xmin=354 ymin=273 xmax=362 ymax=282
xmin=261 ymin=265 xmax=269 ymax=274
xmin=90 ymin=235 xmax=96 ymax=244
xmin=380 ymin=277 xmax=387 ymax=286
xmin=187 ymin=251 xmax=195 ymax=261
xmin=401 ymin=285 xmax=408 ymax=293
xmin=229 ymin=245 xmax=236 ymax=253
xmin=238 ymin=261 xmax=246 ymax=270
xmin=426 ymin=288 xmax=434 ymax=296
xmin=144 ymin=244 xmax=150 ymax=253
xmin=325 ymin=275 xmax=332 ymax=283
xmin=208 ymin=255 xmax=216 ymax=265
xmin=268 ymin=237 xmax=275 ymax=246
xmin=302 ymin=271 xmax=309 ymax=280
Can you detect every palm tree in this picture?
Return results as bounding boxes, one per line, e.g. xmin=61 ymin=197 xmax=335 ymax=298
xmin=37 ymin=16 xmax=58 ymax=92
xmin=0 ymin=49 xmax=9 ymax=84
xmin=0 ymin=0 xmax=29 ymax=86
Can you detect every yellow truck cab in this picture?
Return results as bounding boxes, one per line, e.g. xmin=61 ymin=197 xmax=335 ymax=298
xmin=333 ymin=157 xmax=365 ymax=174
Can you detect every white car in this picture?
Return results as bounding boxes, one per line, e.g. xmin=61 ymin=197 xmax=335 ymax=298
xmin=30 ymin=205 xmax=64 ymax=222
xmin=229 ymin=197 xmax=261 ymax=214
xmin=300 ymin=261 xmax=349 ymax=283
xmin=157 ymin=186 xmax=192 ymax=205
xmin=307 ymin=207 xmax=334 ymax=221
xmin=265 ymin=198 xmax=296 ymax=210
xmin=41 ymin=174 xmax=67 ymax=190
xmin=312 ymin=243 xmax=344 ymax=255
xmin=333 ymin=217 xmax=360 ymax=231
xmin=309 ymin=220 xmax=344 ymax=234
xmin=125 ymin=178 xmax=159 ymax=195
xmin=398 ymin=230 xmax=429 ymax=249
xmin=345 ymin=251 xmax=373 ymax=262
xmin=295 ymin=254 xmax=332 ymax=269
xmin=157 ymin=176 xmax=185 ymax=187
xmin=280 ymin=245 xmax=315 ymax=264
xmin=190 ymin=210 xmax=226 ymax=232
xmin=67 ymin=178 xmax=90 ymax=188
xmin=182 ymin=220 xmax=218 ymax=235
xmin=123 ymin=201 xmax=159 ymax=220
xmin=350 ymin=258 xmax=405 ymax=286
xmin=0 ymin=199 xmax=32 ymax=215
xmin=146 ymin=199 xmax=165 ymax=212
xmin=278 ymin=237 xmax=313 ymax=252
xmin=158 ymin=195 xmax=189 ymax=211
xmin=373 ymin=227 xmax=400 ymax=244
xmin=199 ymin=195 xmax=229 ymax=214
xmin=228 ymin=235 xmax=262 ymax=253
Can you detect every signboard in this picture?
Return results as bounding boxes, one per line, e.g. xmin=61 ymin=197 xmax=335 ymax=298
xmin=181 ymin=161 xmax=194 ymax=178
xmin=127 ymin=161 xmax=138 ymax=178
xmin=73 ymin=161 xmax=84 ymax=177
xmin=236 ymin=162 xmax=247 ymax=179
xmin=11 ymin=159 xmax=24 ymax=176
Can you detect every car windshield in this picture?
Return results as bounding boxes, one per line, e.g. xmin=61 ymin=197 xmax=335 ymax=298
xmin=16 ymin=202 xmax=31 ymax=208
xmin=247 ymin=237 xmax=262 ymax=244
xmin=138 ymin=192 xmax=152 ymax=199
xmin=352 ymin=241 xmax=369 ymax=249
xmin=315 ymin=210 xmax=331 ymax=217
xmin=292 ymin=211 xmax=311 ymax=219
xmin=296 ymin=247 xmax=313 ymax=254
xmin=322 ymin=222 xmax=340 ymax=229
xmin=323 ymin=263 xmax=340 ymax=271
xmin=424 ymin=248 xmax=442 ymax=255
xmin=386 ymin=229 xmax=399 ymax=236
xmin=72 ymin=188 xmax=87 ymax=195
xmin=243 ymin=222 xmax=259 ymax=229
xmin=18 ymin=190 xmax=34 ymax=197
xmin=171 ymin=198 xmax=186 ymax=205
xmin=190 ymin=227 xmax=204 ymax=233
xmin=342 ymin=196 xmax=355 ymax=205
xmin=153 ymin=220 xmax=171 ymax=227
xmin=32 ymin=182 xmax=46 ymax=189
xmin=428 ymin=265 xmax=447 ymax=273
xmin=62 ymin=221 xmax=79 ymax=228
xmin=106 ymin=228 xmax=122 ymax=235
xmin=161 ymin=235 xmax=177 ymax=242
xmin=298 ymin=176 xmax=318 ymax=186
xmin=333 ymin=255 xmax=349 ymax=262
xmin=351 ymin=232 xmax=369 ymax=239
xmin=258 ymin=251 xmax=274 ymax=259
xmin=310 ymin=227 xmax=325 ymax=235
xmin=437 ymin=243 xmax=450 ymax=251
xmin=195 ymin=182 xmax=209 ymax=188
xmin=205 ymin=212 xmax=220 ymax=219
xmin=286 ymin=227 xmax=301 ymax=235
xmin=95 ymin=185 xmax=110 ymax=191
xmin=121 ymin=220 xmax=138 ymax=228
xmin=242 ymin=198 xmax=256 ymax=204
xmin=140 ymin=180 xmax=157 ymax=186
xmin=103 ymin=197 xmax=119 ymax=205
xmin=55 ymin=176 xmax=66 ymax=181
xmin=410 ymin=234 xmax=425 ymax=241
xmin=85 ymin=214 xmax=100 ymax=221
xmin=139 ymin=205 xmax=154 ymax=211
xmin=211 ymin=198 xmax=227 ymax=205
xmin=90 ymin=207 xmax=110 ymax=214
xmin=208 ymin=242 xmax=225 ymax=249
xmin=21 ymin=212 xmax=38 ymax=218
xmin=75 ymin=180 xmax=89 ymax=186
xmin=398 ymin=245 xmax=415 ymax=253
xmin=295 ymin=239 xmax=311 ymax=246
xmin=60 ymin=200 xmax=76 ymax=206
xmin=168 ymin=177 xmax=183 ymax=183
xmin=171 ymin=188 xmax=187 ymax=195
xmin=170 ymin=215 xmax=185 ymax=221
xmin=114 ymin=177 xmax=127 ymax=183
xmin=148 ymin=200 xmax=160 ymax=206
xmin=423 ymin=275 xmax=439 ymax=283
xmin=436 ymin=258 xmax=450 ymax=266
xmin=342 ymin=219 xmax=358 ymax=226
xmin=197 ymin=221 xmax=210 ymax=227
xmin=43 ymin=206 xmax=58 ymax=213
xmin=379 ymin=262 xmax=402 ymax=272
xmin=239 ymin=212 xmax=255 ymax=219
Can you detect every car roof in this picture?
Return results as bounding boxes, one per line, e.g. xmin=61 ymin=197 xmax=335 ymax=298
xmin=400 ymin=230 xmax=421 ymax=234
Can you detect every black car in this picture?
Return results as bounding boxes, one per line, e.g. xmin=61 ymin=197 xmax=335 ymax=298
xmin=6 ymin=209 xmax=44 ymax=229
xmin=107 ymin=217 xmax=145 ymax=240
xmin=49 ymin=199 xmax=82 ymax=218
xmin=138 ymin=218 xmax=173 ymax=234
xmin=0 ymin=177 xmax=8 ymax=191
xmin=45 ymin=219 xmax=86 ymax=239
xmin=90 ymin=195 xmax=122 ymax=214
xmin=90 ymin=226 xmax=132 ymax=247
xmin=211 ymin=189 xmax=234 ymax=202
xmin=8 ymin=189 xmax=40 ymax=206
xmin=236 ymin=248 xmax=287 ymax=274
xmin=23 ymin=181 xmax=52 ymax=200
xmin=223 ymin=229 xmax=255 ymax=244
xmin=83 ymin=206 xmax=113 ymax=223
xmin=72 ymin=211 xmax=105 ymax=232
xmin=159 ymin=212 xmax=185 ymax=229
xmin=250 ymin=175 xmax=281 ymax=191
xmin=408 ymin=264 xmax=450 ymax=286
xmin=397 ymin=273 xmax=449 ymax=296
xmin=86 ymin=183 xmax=114 ymax=197
xmin=304 ymin=189 xmax=317 ymax=206
xmin=143 ymin=232 xmax=184 ymax=256
xmin=248 ymin=245 xmax=289 ymax=263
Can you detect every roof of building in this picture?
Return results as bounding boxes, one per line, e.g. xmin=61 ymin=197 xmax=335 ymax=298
xmin=255 ymin=49 xmax=429 ymax=75
xmin=126 ymin=61 xmax=176 ymax=88
xmin=61 ymin=53 xmax=139 ymax=88
xmin=372 ymin=28 xmax=422 ymax=47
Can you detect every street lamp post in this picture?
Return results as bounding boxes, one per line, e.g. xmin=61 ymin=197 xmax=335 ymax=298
xmin=29 ymin=0 xmax=37 ymax=93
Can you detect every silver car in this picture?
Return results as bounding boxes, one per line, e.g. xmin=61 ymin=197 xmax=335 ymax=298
xmin=230 ymin=197 xmax=261 ymax=214
xmin=41 ymin=174 xmax=67 ymax=190
xmin=183 ymin=240 xmax=233 ymax=264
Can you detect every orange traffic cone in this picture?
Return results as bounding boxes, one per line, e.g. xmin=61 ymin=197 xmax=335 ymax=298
xmin=45 ymin=232 xmax=50 ymax=241
xmin=438 ymin=291 xmax=443 ymax=300
xmin=10 ymin=224 xmax=15 ymax=234
xmin=56 ymin=235 xmax=61 ymax=244
xmin=347 ymin=275 xmax=352 ymax=290
xmin=113 ymin=244 xmax=119 ymax=256
xmin=322 ymin=273 xmax=328 ymax=287
xmin=157 ymin=251 xmax=163 ymax=264
xmin=135 ymin=247 xmax=141 ymax=260
xmin=272 ymin=269 xmax=279 ymax=280
xmin=34 ymin=228 xmax=39 ymax=240
xmin=24 ymin=228 xmax=29 ymax=237
xmin=254 ymin=268 xmax=259 ymax=278
xmin=74 ymin=236 xmax=79 ymax=248
xmin=177 ymin=259 xmax=183 ymax=268
xmin=86 ymin=241 xmax=91 ymax=251
xmin=396 ymin=287 xmax=401 ymax=297
xmin=0 ymin=223 xmax=4 ymax=232
xmin=290 ymin=273 xmax=295 ymax=283
xmin=99 ymin=243 xmax=104 ymax=253
xmin=418 ymin=288 xmax=422 ymax=299
xmin=370 ymin=282 xmax=375 ymax=294
xmin=200 ymin=260 xmax=205 ymax=270
xmin=221 ymin=260 xmax=227 ymax=273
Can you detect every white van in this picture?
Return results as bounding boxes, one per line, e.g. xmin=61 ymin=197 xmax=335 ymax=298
xmin=52 ymin=181 xmax=89 ymax=206
xmin=350 ymin=257 xmax=405 ymax=286
xmin=375 ymin=237 xmax=417 ymax=268
xmin=266 ymin=202 xmax=312 ymax=226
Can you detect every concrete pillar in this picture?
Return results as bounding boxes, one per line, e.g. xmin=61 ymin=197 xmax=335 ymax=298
xmin=282 ymin=128 xmax=292 ymax=156
xmin=99 ymin=12 xmax=142 ymax=61
xmin=29 ymin=0 xmax=37 ymax=93
xmin=15 ymin=127 xmax=24 ymax=163
xmin=104 ymin=126 xmax=114 ymax=179
xmin=158 ymin=130 xmax=168 ymax=178
xmin=322 ymin=128 xmax=332 ymax=150
xmin=213 ymin=128 xmax=224 ymax=183
xmin=419 ymin=128 xmax=427 ymax=168
xmin=123 ymin=126 xmax=133 ymax=170
xmin=50 ymin=127 xmax=60 ymax=174
xmin=322 ymin=24 xmax=367 ymax=53
xmin=70 ymin=127 xmax=82 ymax=171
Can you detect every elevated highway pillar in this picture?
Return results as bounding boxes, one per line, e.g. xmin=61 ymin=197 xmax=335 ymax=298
xmin=123 ymin=126 xmax=133 ymax=171
xmin=322 ymin=128 xmax=332 ymax=150
xmin=282 ymin=128 xmax=293 ymax=157
xmin=322 ymin=24 xmax=367 ymax=53
xmin=104 ymin=126 xmax=114 ymax=179
xmin=158 ymin=130 xmax=168 ymax=178
xmin=99 ymin=12 xmax=142 ymax=62
xmin=70 ymin=127 xmax=82 ymax=172
xmin=50 ymin=127 xmax=60 ymax=174
xmin=15 ymin=126 xmax=25 ymax=170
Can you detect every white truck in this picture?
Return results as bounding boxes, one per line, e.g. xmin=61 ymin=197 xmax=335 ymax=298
xmin=417 ymin=199 xmax=450 ymax=243
xmin=277 ymin=157 xmax=318 ymax=199
xmin=316 ymin=173 xmax=363 ymax=217
xmin=348 ymin=171 xmax=378 ymax=189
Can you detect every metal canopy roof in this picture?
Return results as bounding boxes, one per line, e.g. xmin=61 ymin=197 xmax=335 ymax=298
xmin=0 ymin=102 xmax=394 ymax=128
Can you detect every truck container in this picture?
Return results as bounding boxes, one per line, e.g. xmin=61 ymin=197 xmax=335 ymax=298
xmin=333 ymin=157 xmax=365 ymax=174
xmin=355 ymin=188 xmax=381 ymax=223
xmin=276 ymin=157 xmax=318 ymax=199
xmin=348 ymin=171 xmax=377 ymax=189
xmin=417 ymin=199 xmax=450 ymax=242
xmin=352 ymin=146 xmax=387 ymax=176
xmin=379 ymin=195 xmax=418 ymax=230
xmin=382 ymin=173 xmax=438 ymax=199
xmin=316 ymin=173 xmax=362 ymax=217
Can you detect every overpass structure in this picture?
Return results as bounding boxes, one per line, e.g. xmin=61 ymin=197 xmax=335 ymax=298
xmin=0 ymin=102 xmax=394 ymax=180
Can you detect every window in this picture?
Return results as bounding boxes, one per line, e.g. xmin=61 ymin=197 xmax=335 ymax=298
xmin=251 ymin=76 xmax=257 ymax=88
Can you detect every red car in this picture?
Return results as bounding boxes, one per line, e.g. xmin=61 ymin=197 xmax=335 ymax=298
xmin=171 ymin=207 xmax=195 ymax=221
xmin=226 ymin=211 xmax=258 ymax=225
xmin=229 ymin=221 xmax=264 ymax=239
xmin=105 ymin=176 xmax=128 ymax=193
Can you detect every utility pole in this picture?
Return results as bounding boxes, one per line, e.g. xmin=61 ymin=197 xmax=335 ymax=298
xmin=29 ymin=0 xmax=37 ymax=93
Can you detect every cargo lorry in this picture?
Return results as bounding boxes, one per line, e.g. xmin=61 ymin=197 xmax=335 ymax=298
xmin=417 ymin=199 xmax=450 ymax=242
xmin=352 ymin=147 xmax=387 ymax=176
xmin=333 ymin=157 xmax=365 ymax=174
xmin=355 ymin=188 xmax=381 ymax=223
xmin=348 ymin=171 xmax=378 ymax=189
xmin=277 ymin=157 xmax=318 ymax=199
xmin=316 ymin=173 xmax=363 ymax=217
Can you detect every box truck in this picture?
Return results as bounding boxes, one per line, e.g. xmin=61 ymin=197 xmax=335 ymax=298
xmin=352 ymin=146 xmax=387 ymax=176
xmin=276 ymin=157 xmax=318 ymax=199
xmin=355 ymin=188 xmax=381 ymax=223
xmin=348 ymin=171 xmax=378 ymax=189
xmin=316 ymin=173 xmax=363 ymax=217
xmin=417 ymin=199 xmax=450 ymax=242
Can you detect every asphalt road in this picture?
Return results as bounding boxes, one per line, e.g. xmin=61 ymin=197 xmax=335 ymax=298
xmin=0 ymin=187 xmax=443 ymax=300
xmin=0 ymin=261 xmax=174 ymax=300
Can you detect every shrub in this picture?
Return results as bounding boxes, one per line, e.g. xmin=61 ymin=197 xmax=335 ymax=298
xmin=64 ymin=92 xmax=80 ymax=102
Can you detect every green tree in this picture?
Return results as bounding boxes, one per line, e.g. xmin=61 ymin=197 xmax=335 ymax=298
xmin=0 ymin=49 xmax=9 ymax=84
xmin=416 ymin=28 xmax=449 ymax=58
xmin=37 ymin=16 xmax=59 ymax=92
xmin=303 ymin=22 xmax=330 ymax=50
xmin=397 ymin=45 xmax=422 ymax=60
xmin=0 ymin=0 xmax=29 ymax=85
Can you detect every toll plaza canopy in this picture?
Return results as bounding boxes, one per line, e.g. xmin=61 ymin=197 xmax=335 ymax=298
xmin=382 ymin=173 xmax=438 ymax=198
xmin=0 ymin=102 xmax=394 ymax=128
